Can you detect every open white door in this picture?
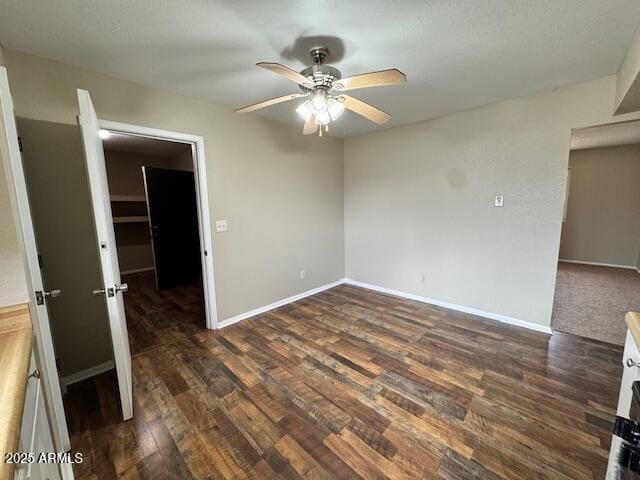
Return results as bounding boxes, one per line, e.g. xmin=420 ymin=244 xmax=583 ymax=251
xmin=0 ymin=67 xmax=70 ymax=451
xmin=77 ymin=89 xmax=133 ymax=420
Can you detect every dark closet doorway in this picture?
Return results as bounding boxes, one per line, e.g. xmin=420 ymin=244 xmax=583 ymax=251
xmin=143 ymin=167 xmax=201 ymax=290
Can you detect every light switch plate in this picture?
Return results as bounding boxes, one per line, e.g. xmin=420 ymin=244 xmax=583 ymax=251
xmin=494 ymin=195 xmax=504 ymax=207
xmin=215 ymin=220 xmax=228 ymax=232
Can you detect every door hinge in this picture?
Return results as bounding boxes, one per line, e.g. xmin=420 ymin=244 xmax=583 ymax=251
xmin=17 ymin=135 xmax=23 ymax=152
xmin=38 ymin=254 xmax=43 ymax=269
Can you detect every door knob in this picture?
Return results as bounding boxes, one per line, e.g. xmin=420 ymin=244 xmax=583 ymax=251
xmin=92 ymin=287 xmax=114 ymax=297
xmin=114 ymin=283 xmax=129 ymax=294
xmin=35 ymin=289 xmax=62 ymax=305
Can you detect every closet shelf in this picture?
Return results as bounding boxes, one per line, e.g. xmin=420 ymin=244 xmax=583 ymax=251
xmin=113 ymin=216 xmax=149 ymax=224
xmin=110 ymin=195 xmax=146 ymax=202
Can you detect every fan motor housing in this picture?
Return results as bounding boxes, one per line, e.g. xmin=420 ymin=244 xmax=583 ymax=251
xmin=299 ymin=65 xmax=342 ymax=92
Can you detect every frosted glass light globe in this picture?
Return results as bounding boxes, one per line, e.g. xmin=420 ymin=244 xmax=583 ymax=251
xmin=310 ymin=91 xmax=328 ymax=115
xmin=296 ymin=101 xmax=313 ymax=122
xmin=327 ymin=98 xmax=345 ymax=120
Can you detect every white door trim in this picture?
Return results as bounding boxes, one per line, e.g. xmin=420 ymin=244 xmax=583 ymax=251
xmin=97 ymin=119 xmax=218 ymax=329
xmin=0 ymin=67 xmax=71 ymax=452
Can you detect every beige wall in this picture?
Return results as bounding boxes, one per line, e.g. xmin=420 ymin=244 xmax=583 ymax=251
xmin=560 ymin=145 xmax=640 ymax=267
xmin=4 ymin=49 xmax=344 ymax=375
xmin=0 ymin=46 xmax=29 ymax=308
xmin=344 ymin=75 xmax=637 ymax=328
xmin=105 ymin=149 xmax=193 ymax=273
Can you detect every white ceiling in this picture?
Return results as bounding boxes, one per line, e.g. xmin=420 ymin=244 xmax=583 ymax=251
xmin=1 ymin=1 xmax=639 ymax=137
xmin=571 ymin=120 xmax=640 ymax=150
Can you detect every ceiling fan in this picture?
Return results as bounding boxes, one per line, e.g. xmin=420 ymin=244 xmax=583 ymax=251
xmin=235 ymin=46 xmax=406 ymax=136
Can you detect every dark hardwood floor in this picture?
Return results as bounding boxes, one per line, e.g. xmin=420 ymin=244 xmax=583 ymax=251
xmin=64 ymin=283 xmax=623 ymax=479
xmin=123 ymin=271 xmax=205 ymax=356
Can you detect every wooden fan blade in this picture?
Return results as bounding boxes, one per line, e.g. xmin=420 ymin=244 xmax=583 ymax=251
xmin=257 ymin=62 xmax=314 ymax=88
xmin=235 ymin=93 xmax=303 ymax=113
xmin=303 ymin=115 xmax=318 ymax=135
xmin=340 ymin=95 xmax=391 ymax=125
xmin=332 ymin=69 xmax=406 ymax=91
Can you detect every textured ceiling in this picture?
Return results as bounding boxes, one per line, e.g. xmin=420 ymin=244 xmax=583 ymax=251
xmin=571 ymin=120 xmax=640 ymax=150
xmin=1 ymin=0 xmax=639 ymax=137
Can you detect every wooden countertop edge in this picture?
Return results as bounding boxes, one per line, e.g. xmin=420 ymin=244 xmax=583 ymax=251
xmin=626 ymin=312 xmax=640 ymax=348
xmin=0 ymin=303 xmax=33 ymax=480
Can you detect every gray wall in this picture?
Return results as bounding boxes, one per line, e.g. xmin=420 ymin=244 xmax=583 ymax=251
xmin=560 ymin=144 xmax=640 ymax=267
xmin=5 ymin=49 xmax=344 ymax=376
xmin=344 ymin=75 xmax=636 ymax=328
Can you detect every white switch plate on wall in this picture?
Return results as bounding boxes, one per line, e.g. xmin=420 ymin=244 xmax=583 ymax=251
xmin=215 ymin=220 xmax=228 ymax=232
xmin=494 ymin=195 xmax=504 ymax=207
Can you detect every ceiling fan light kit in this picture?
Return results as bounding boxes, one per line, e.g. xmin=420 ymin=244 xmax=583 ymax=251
xmin=235 ymin=45 xmax=406 ymax=136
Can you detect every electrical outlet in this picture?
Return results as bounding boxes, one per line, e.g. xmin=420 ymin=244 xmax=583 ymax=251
xmin=215 ymin=220 xmax=228 ymax=232
xmin=300 ymin=270 xmax=306 ymax=280
xmin=494 ymin=195 xmax=504 ymax=207
xmin=421 ymin=273 xmax=426 ymax=284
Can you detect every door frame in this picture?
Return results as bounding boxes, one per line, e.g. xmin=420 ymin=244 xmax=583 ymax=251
xmin=98 ymin=119 xmax=219 ymax=329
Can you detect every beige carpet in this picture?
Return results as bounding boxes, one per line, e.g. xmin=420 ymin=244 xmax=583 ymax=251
xmin=552 ymin=262 xmax=640 ymax=345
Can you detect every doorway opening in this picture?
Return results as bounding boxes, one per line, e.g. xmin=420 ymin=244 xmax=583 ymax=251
xmin=99 ymin=120 xmax=218 ymax=333
xmin=101 ymin=131 xmax=207 ymax=354
xmin=16 ymin=97 xmax=217 ymax=434
xmin=4 ymin=76 xmax=221 ymax=457
xmin=552 ymin=119 xmax=640 ymax=345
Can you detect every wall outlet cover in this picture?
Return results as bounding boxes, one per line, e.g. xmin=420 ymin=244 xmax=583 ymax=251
xmin=494 ymin=195 xmax=504 ymax=207
xmin=215 ymin=220 xmax=228 ymax=232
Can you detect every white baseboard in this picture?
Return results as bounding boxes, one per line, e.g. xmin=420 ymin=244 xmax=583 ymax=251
xmin=343 ymin=278 xmax=553 ymax=334
xmin=559 ymin=259 xmax=638 ymax=271
xmin=217 ymin=279 xmax=347 ymax=329
xmin=60 ymin=360 xmax=115 ymax=387
xmin=217 ymin=276 xmax=552 ymax=335
xmin=121 ymin=267 xmax=154 ymax=275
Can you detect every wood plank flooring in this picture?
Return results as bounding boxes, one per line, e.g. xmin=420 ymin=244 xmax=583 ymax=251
xmin=64 ymin=283 xmax=623 ymax=479
xmin=122 ymin=271 xmax=204 ymax=356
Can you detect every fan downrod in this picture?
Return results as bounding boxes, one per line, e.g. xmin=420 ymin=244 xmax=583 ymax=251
xmin=310 ymin=46 xmax=329 ymax=65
